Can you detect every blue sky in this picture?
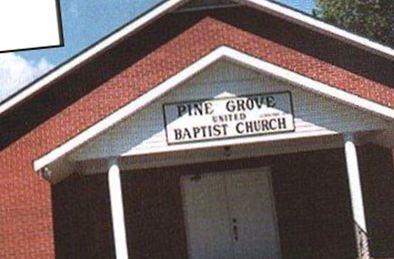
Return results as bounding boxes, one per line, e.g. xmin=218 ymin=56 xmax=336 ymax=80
xmin=0 ymin=0 xmax=315 ymax=101
xmin=20 ymin=0 xmax=315 ymax=66
xmin=19 ymin=0 xmax=162 ymax=65
xmin=278 ymin=0 xmax=315 ymax=13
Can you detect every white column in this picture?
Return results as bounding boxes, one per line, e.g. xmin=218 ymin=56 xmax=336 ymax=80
xmin=343 ymin=134 xmax=367 ymax=232
xmin=108 ymin=158 xmax=129 ymax=259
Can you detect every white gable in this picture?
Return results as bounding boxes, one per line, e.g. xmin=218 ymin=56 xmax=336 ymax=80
xmin=69 ymin=60 xmax=390 ymax=161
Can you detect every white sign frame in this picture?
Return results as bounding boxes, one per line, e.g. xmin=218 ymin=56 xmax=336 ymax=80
xmin=163 ymin=91 xmax=295 ymax=145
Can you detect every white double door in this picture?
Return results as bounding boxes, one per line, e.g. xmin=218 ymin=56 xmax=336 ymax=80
xmin=181 ymin=168 xmax=281 ymax=259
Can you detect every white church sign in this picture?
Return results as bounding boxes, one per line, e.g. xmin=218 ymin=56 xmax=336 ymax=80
xmin=163 ymin=92 xmax=295 ymax=145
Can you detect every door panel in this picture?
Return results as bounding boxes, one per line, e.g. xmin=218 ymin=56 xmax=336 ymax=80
xmin=181 ymin=173 xmax=235 ymax=259
xmin=226 ymin=169 xmax=281 ymax=259
xmin=181 ymin=168 xmax=281 ymax=259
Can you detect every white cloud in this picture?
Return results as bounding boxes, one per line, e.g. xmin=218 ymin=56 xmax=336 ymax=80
xmin=0 ymin=53 xmax=53 ymax=102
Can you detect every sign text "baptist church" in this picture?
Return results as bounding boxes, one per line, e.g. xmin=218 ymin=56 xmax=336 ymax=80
xmin=163 ymin=92 xmax=295 ymax=145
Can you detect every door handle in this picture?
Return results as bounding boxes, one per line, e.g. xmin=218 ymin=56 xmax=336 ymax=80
xmin=232 ymin=218 xmax=238 ymax=241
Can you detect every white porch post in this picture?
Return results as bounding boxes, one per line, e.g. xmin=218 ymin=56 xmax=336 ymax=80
xmin=108 ymin=158 xmax=129 ymax=259
xmin=343 ymin=134 xmax=369 ymax=257
xmin=344 ymin=134 xmax=367 ymax=232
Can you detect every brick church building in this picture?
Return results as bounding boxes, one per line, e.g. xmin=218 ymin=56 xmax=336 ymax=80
xmin=1 ymin=0 xmax=393 ymax=258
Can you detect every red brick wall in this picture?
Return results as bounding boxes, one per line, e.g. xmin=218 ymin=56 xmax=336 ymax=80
xmin=359 ymin=145 xmax=394 ymax=258
xmin=121 ymin=170 xmax=188 ymax=258
xmin=0 ymin=6 xmax=392 ymax=258
xmin=51 ymin=174 xmax=115 ymax=258
xmin=271 ymin=149 xmax=357 ymax=258
xmin=0 ymin=147 xmax=54 ymax=258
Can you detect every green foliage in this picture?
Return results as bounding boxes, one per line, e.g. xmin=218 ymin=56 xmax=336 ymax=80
xmin=313 ymin=0 xmax=394 ymax=47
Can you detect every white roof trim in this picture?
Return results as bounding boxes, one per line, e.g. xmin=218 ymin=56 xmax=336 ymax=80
xmin=0 ymin=0 xmax=184 ymax=115
xmin=33 ymin=46 xmax=394 ymax=171
xmin=1 ymin=0 xmax=393 ymax=116
xmin=245 ymin=0 xmax=394 ymax=59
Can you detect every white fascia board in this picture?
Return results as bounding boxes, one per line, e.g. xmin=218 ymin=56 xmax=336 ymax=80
xmin=33 ymin=46 xmax=225 ymax=171
xmin=246 ymin=0 xmax=394 ymax=59
xmin=223 ymin=48 xmax=394 ymax=119
xmin=0 ymin=0 xmax=185 ymax=115
xmin=33 ymin=46 xmax=394 ymax=172
xmin=2 ymin=0 xmax=394 ymax=116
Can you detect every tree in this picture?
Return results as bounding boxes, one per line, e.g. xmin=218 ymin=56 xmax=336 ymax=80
xmin=313 ymin=0 xmax=394 ymax=47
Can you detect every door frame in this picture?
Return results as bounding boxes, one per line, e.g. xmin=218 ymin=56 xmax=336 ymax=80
xmin=180 ymin=166 xmax=282 ymax=258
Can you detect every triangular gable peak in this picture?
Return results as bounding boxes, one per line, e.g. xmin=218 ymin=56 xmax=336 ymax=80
xmin=33 ymin=47 xmax=394 ymax=182
xmin=69 ymin=59 xmax=390 ymax=161
xmin=1 ymin=0 xmax=393 ymax=115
